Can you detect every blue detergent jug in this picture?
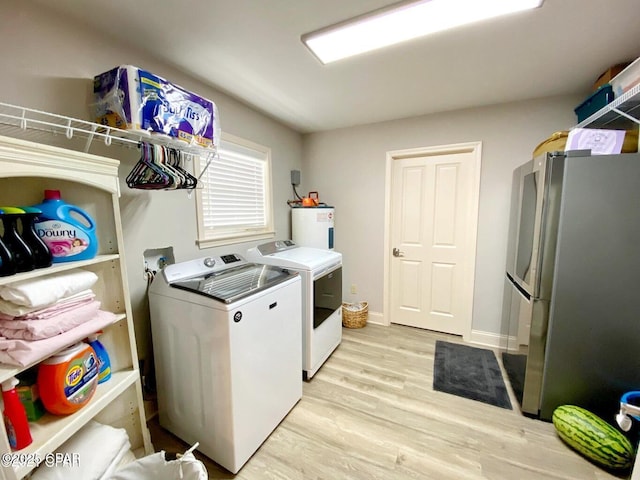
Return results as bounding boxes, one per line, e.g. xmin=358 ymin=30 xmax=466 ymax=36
xmin=31 ymin=190 xmax=98 ymax=263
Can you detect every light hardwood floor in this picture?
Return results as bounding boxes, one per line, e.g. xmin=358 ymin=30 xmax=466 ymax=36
xmin=148 ymin=324 xmax=629 ymax=479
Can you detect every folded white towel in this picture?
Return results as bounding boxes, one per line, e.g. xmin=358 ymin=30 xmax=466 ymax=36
xmin=0 ymin=270 xmax=98 ymax=308
xmin=30 ymin=421 xmax=130 ymax=480
xmin=0 ymin=290 xmax=96 ymax=320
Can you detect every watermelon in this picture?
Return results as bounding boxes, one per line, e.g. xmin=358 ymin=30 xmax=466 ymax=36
xmin=552 ymin=405 xmax=634 ymax=470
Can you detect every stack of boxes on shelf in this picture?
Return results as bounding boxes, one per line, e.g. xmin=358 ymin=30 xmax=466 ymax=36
xmin=574 ymin=57 xmax=640 ymax=123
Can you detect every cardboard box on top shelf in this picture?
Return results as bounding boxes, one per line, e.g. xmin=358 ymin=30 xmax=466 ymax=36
xmin=592 ymin=62 xmax=631 ymax=91
xmin=610 ymin=58 xmax=640 ymax=98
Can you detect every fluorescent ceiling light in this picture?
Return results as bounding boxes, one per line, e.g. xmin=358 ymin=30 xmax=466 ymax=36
xmin=302 ymin=0 xmax=544 ymax=64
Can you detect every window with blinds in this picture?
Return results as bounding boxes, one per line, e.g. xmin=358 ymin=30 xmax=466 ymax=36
xmin=195 ymin=132 xmax=274 ymax=247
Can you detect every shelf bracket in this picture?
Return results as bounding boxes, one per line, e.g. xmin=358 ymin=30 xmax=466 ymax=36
xmin=104 ymin=127 xmax=112 ymax=146
xmin=611 ymin=107 xmax=640 ymax=126
xmin=195 ymin=150 xmax=216 ymax=183
xmin=83 ymin=124 xmax=97 ymax=153
xmin=19 ymin=107 xmax=27 ymax=131
xmin=65 ymin=118 xmax=74 ymax=139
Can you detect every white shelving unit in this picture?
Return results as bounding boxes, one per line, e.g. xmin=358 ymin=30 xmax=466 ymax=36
xmin=0 ymin=135 xmax=153 ymax=479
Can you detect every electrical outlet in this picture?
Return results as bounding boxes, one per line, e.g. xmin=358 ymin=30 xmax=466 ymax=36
xmin=350 ymin=284 xmax=357 ymax=294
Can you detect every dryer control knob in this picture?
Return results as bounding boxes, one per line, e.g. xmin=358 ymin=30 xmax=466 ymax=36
xmin=203 ymin=257 xmax=216 ymax=268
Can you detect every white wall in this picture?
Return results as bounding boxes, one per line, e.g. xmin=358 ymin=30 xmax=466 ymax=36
xmin=0 ymin=0 xmax=303 ymax=363
xmin=302 ymin=95 xmax=583 ymax=341
xmin=0 ymin=0 xmax=588 ymax=353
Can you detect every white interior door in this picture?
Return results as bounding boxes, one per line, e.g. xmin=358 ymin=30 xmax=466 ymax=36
xmin=388 ymin=144 xmax=480 ymax=336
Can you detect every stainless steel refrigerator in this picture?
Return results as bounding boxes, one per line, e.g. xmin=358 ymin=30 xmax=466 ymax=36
xmin=502 ymin=150 xmax=640 ymax=421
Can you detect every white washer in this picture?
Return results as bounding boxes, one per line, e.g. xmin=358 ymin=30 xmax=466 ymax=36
xmin=246 ymin=240 xmax=342 ymax=379
xmin=148 ymin=254 xmax=302 ymax=473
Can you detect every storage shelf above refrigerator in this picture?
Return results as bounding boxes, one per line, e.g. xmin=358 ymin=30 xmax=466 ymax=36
xmin=575 ymin=83 xmax=640 ymax=129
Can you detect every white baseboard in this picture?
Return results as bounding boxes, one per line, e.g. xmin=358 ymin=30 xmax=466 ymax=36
xmin=469 ymin=330 xmax=516 ymax=350
xmin=366 ymin=311 xmax=386 ymax=326
xmin=359 ymin=320 xmax=519 ymax=352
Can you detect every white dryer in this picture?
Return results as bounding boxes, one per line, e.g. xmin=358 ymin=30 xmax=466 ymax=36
xmin=246 ymin=240 xmax=342 ymax=379
xmin=148 ymin=254 xmax=302 ymax=473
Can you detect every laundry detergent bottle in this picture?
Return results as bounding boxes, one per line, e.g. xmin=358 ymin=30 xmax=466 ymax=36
xmin=38 ymin=342 xmax=99 ymax=415
xmin=87 ymin=332 xmax=111 ymax=384
xmin=0 ymin=210 xmax=15 ymax=277
xmin=1 ymin=377 xmax=32 ymax=450
xmin=18 ymin=207 xmax=53 ymax=269
xmin=31 ymin=190 xmax=98 ymax=263
xmin=0 ymin=207 xmax=34 ymax=273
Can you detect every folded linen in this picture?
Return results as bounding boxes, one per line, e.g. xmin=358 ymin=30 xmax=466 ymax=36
xmin=0 ymin=290 xmax=96 ymax=320
xmin=0 ymin=300 xmax=100 ymax=340
xmin=0 ymin=309 xmax=116 ymax=366
xmin=30 ymin=420 xmax=131 ymax=480
xmin=0 ymin=269 xmax=98 ymax=308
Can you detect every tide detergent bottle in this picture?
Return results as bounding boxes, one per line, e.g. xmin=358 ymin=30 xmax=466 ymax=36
xmin=38 ymin=342 xmax=99 ymax=415
xmin=31 ymin=190 xmax=98 ymax=263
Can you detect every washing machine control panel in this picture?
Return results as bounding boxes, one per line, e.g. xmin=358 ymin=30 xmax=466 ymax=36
xmin=220 ymin=254 xmax=242 ymax=264
xmin=255 ymin=240 xmax=298 ymax=256
xmin=163 ymin=254 xmax=248 ymax=283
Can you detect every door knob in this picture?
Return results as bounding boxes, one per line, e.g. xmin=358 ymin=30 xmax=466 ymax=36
xmin=392 ymin=247 xmax=404 ymax=257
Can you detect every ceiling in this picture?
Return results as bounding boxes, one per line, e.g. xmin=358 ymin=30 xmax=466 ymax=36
xmin=31 ymin=0 xmax=640 ymax=133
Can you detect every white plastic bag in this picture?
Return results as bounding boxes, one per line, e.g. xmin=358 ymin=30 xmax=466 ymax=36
xmin=108 ymin=443 xmax=207 ymax=480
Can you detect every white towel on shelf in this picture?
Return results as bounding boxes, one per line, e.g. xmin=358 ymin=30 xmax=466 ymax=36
xmin=30 ymin=421 xmax=131 ymax=480
xmin=0 ymin=270 xmax=98 ymax=308
xmin=0 ymin=290 xmax=96 ymax=319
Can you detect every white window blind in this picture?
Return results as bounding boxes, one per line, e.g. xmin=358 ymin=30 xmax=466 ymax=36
xmin=195 ymin=133 xmax=274 ymax=247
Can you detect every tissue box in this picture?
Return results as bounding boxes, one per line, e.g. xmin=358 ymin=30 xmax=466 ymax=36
xmin=93 ymin=65 xmax=218 ymax=148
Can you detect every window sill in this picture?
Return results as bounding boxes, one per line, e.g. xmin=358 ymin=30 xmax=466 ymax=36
xmin=196 ymin=231 xmax=275 ymax=249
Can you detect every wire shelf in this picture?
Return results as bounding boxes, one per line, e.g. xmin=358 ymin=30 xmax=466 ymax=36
xmin=0 ymin=102 xmax=218 ymax=158
xmin=575 ymin=83 xmax=640 ymax=130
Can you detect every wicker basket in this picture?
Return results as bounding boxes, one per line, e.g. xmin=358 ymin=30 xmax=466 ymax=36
xmin=342 ymin=302 xmax=368 ymax=328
